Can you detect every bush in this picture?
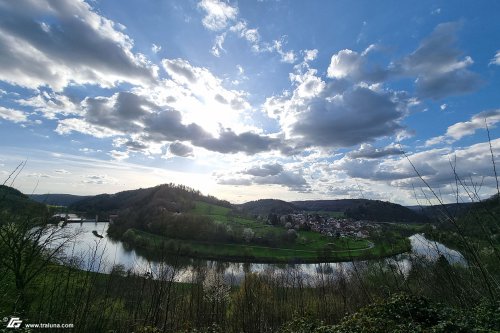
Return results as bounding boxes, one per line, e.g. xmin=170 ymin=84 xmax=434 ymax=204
xmin=277 ymin=294 xmax=500 ymax=333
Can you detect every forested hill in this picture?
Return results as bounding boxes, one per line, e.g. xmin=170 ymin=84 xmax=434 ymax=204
xmin=237 ymin=198 xmax=426 ymax=223
xmin=406 ymin=202 xmax=474 ymax=220
xmin=30 ymin=193 xmax=90 ymax=206
xmin=452 ymin=194 xmax=500 ymax=238
xmin=292 ymin=199 xmax=374 ymax=211
xmin=0 ymin=185 xmax=47 ymax=216
xmin=237 ymin=199 xmax=299 ymax=216
xmin=69 ymin=183 xmax=231 ymax=217
xmin=293 ymin=199 xmax=427 ymax=223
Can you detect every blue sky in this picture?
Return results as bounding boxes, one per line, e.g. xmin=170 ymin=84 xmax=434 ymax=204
xmin=0 ymin=0 xmax=499 ymax=205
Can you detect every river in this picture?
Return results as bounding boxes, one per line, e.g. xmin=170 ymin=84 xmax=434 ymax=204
xmin=56 ymin=222 xmax=466 ymax=284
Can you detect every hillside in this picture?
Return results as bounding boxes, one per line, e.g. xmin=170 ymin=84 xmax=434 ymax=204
xmin=344 ymin=199 xmax=427 ymax=223
xmin=0 ymin=185 xmax=47 ymax=216
xmin=293 ymin=199 xmax=364 ymax=212
xmin=293 ymin=199 xmax=426 ymax=223
xmin=237 ymin=199 xmax=298 ymax=216
xmin=444 ymin=194 xmax=500 ymax=238
xmin=69 ymin=183 xmax=231 ymax=218
xmin=30 ymin=193 xmax=90 ymax=206
xmin=407 ymin=202 xmax=474 ymax=220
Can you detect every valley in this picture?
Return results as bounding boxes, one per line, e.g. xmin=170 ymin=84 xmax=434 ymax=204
xmin=41 ymin=185 xmax=420 ymax=263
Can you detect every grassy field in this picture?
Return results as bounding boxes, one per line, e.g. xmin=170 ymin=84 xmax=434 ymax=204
xmin=124 ymin=228 xmax=410 ymax=263
xmin=117 ymin=201 xmax=411 ymax=263
xmin=192 ymin=201 xmax=270 ymax=231
xmin=191 ymin=201 xmax=370 ymax=250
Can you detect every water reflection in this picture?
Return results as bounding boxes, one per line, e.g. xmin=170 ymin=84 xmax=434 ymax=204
xmin=409 ymin=233 xmax=466 ymax=265
xmin=58 ymin=222 xmax=466 ymax=285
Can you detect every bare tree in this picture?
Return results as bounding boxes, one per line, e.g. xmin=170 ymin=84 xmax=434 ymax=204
xmin=0 ymin=213 xmax=78 ymax=313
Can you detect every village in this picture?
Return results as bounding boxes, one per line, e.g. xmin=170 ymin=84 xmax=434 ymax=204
xmin=268 ymin=213 xmax=381 ymax=239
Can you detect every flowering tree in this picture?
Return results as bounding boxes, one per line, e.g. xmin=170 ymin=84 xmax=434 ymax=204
xmin=242 ymin=228 xmax=254 ymax=242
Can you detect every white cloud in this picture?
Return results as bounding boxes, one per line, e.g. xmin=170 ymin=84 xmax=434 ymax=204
xmin=18 ymin=92 xmax=81 ymax=120
xmin=109 ymin=150 xmax=129 ymax=161
xmin=325 ymin=23 xmax=480 ymax=99
xmin=335 ymin=139 xmax=500 ymax=195
xmin=198 ymin=0 xmax=238 ymax=31
xmin=27 ymin=172 xmax=52 ymax=179
xmin=0 ymin=106 xmax=28 ymax=123
xmin=82 ymin=174 xmax=117 ymax=185
xmin=264 ymin=66 xmax=407 ymax=149
xmin=446 ymin=109 xmax=500 ymax=139
xmin=79 ymin=147 xmax=102 ymax=154
xmin=424 ymin=135 xmax=447 ymax=147
xmin=56 ymin=118 xmax=119 ymax=138
xmin=243 ymin=28 xmax=260 ymax=44
xmin=303 ymin=49 xmax=318 ymax=62
xmin=237 ymin=65 xmax=245 ymax=75
xmin=289 ymin=68 xmax=325 ymax=99
xmin=211 ymin=33 xmax=226 ymax=57
xmin=426 ymin=109 xmax=500 ymax=146
xmin=199 ymin=3 xmax=296 ymax=63
xmin=326 ymin=46 xmax=387 ymax=82
xmin=272 ymin=39 xmax=297 ymax=63
xmin=216 ymin=162 xmax=310 ymax=191
xmin=0 ymin=0 xmax=157 ymax=91
xmin=152 ymin=43 xmax=162 ymax=53
xmin=490 ymin=50 xmax=500 ymax=66
xmin=347 ymin=143 xmax=404 ymax=159
xmin=327 ymin=49 xmax=361 ymax=79
xmin=54 ymin=169 xmax=71 ymax=174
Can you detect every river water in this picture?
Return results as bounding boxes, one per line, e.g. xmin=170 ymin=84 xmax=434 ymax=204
xmin=57 ymin=222 xmax=466 ymax=284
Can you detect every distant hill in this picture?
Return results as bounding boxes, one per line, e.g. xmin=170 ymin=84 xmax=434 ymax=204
xmin=238 ymin=199 xmax=298 ymax=216
xmin=293 ymin=199 xmax=426 ymax=223
xmin=238 ymin=198 xmax=426 ymax=223
xmin=454 ymin=194 xmax=499 ymax=237
xmin=69 ymin=183 xmax=231 ymax=218
xmin=426 ymin=195 xmax=500 ymax=253
xmin=406 ymin=202 xmax=474 ymax=220
xmin=0 ymin=185 xmax=47 ymax=216
xmin=293 ymin=199 xmax=364 ymax=212
xmin=30 ymin=193 xmax=90 ymax=207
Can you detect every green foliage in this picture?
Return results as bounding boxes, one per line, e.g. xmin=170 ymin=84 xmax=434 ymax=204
xmin=238 ymin=199 xmax=299 ymax=216
xmin=228 ymin=273 xmax=275 ymax=332
xmin=70 ymin=183 xmax=231 ymax=218
xmin=277 ymin=294 xmax=500 ymax=333
xmin=29 ymin=193 xmax=90 ymax=207
xmin=467 ymin=300 xmax=500 ymax=331
xmin=345 ymin=200 xmax=426 ymax=223
xmin=293 ymin=199 xmax=427 ymax=223
xmin=276 ymin=316 xmax=327 ymax=333
xmin=0 ymin=185 xmax=48 ymax=217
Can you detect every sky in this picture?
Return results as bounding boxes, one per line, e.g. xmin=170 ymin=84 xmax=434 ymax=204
xmin=0 ymin=0 xmax=499 ymax=205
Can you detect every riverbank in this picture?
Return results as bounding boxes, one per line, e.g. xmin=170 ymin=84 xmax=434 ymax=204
xmin=119 ymin=227 xmax=411 ymax=264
